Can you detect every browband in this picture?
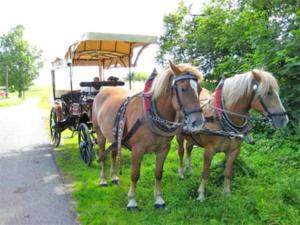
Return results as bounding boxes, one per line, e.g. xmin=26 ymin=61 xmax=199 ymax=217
xmin=173 ymin=74 xmax=198 ymax=85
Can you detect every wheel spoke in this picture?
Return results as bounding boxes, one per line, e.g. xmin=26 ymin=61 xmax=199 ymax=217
xmin=78 ymin=123 xmax=93 ymax=165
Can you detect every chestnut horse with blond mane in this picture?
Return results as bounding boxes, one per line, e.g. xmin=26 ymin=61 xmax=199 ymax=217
xmin=177 ymin=69 xmax=289 ymax=202
xmin=92 ymin=62 xmax=204 ymax=209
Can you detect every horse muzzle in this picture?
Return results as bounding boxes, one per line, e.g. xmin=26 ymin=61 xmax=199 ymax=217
xmin=182 ymin=113 xmax=205 ymax=133
xmin=271 ymin=114 xmax=289 ymax=128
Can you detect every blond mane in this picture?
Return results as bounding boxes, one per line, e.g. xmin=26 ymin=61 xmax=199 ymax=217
xmin=149 ymin=64 xmax=203 ymax=99
xmin=223 ymin=69 xmax=279 ymax=106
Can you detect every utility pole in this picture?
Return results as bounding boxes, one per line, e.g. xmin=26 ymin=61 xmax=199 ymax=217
xmin=6 ymin=65 xmax=8 ymax=98
xmin=22 ymin=73 xmax=25 ymax=100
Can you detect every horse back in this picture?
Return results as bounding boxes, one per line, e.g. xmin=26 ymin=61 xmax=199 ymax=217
xmin=92 ymin=87 xmax=130 ymax=141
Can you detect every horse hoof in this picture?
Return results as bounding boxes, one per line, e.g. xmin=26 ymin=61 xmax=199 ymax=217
xmin=99 ymin=182 xmax=108 ymax=187
xmin=196 ymin=193 xmax=205 ymax=202
xmin=127 ymin=206 xmax=139 ymax=211
xmin=111 ymin=179 xmax=119 ymax=185
xmin=224 ymin=191 xmax=231 ymax=197
xmin=154 ymin=203 xmax=165 ymax=209
xmin=196 ymin=197 xmax=205 ymax=202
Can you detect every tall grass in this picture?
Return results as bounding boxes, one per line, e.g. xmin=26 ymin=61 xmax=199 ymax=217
xmin=55 ymin=131 xmax=300 ymax=225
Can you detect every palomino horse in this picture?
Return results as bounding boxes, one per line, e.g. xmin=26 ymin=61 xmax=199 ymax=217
xmin=92 ymin=62 xmax=204 ymax=209
xmin=177 ymin=69 xmax=289 ymax=202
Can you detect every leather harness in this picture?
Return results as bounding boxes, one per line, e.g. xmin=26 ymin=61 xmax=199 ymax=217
xmin=99 ymin=69 xmax=201 ymax=161
xmin=187 ymin=78 xmax=288 ymax=142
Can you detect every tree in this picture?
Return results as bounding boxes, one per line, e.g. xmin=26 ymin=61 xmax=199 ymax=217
xmin=157 ymin=0 xmax=300 ymax=127
xmin=0 ymin=25 xmax=43 ymax=98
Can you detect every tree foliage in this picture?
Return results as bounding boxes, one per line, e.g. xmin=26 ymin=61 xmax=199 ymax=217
xmin=0 ymin=25 xmax=43 ymax=98
xmin=158 ymin=0 xmax=300 ymax=126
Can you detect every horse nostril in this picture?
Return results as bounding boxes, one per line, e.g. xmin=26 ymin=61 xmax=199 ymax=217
xmin=192 ymin=119 xmax=202 ymax=127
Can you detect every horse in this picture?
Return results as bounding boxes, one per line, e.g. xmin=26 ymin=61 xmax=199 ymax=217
xmin=176 ymin=69 xmax=289 ymax=202
xmin=92 ymin=62 xmax=205 ymax=209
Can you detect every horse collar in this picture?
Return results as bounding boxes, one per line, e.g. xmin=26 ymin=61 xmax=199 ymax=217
xmin=143 ymin=69 xmax=183 ymax=136
xmin=214 ymin=79 xmax=251 ymax=135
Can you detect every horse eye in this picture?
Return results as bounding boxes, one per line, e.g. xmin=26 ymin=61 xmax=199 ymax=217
xmin=267 ymin=90 xmax=272 ymax=96
xmin=181 ymin=88 xmax=186 ymax=92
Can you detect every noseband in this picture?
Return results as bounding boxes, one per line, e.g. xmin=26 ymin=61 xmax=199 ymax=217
xmin=172 ymin=74 xmax=202 ymax=116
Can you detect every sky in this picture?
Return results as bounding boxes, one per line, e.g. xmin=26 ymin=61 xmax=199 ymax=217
xmin=0 ymin=0 xmax=206 ymax=86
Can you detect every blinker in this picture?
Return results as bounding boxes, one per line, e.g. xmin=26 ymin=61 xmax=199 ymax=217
xmin=253 ymin=84 xmax=258 ymax=91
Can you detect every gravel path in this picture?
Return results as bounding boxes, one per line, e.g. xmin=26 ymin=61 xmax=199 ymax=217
xmin=0 ymin=98 xmax=78 ymax=225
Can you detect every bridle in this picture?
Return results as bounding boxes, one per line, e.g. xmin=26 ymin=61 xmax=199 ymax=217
xmin=143 ymin=70 xmax=202 ymax=136
xmin=172 ymin=74 xmax=203 ymax=117
xmin=213 ymin=79 xmax=287 ymax=136
xmin=252 ymin=81 xmax=287 ymax=120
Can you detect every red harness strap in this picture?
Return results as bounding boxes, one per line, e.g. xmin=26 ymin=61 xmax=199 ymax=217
xmin=214 ymin=79 xmax=224 ymax=118
xmin=143 ymin=69 xmax=158 ymax=112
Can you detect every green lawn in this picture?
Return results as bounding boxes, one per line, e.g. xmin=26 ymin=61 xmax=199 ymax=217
xmin=28 ymin=84 xmax=299 ymax=224
xmin=55 ymin=130 xmax=300 ymax=225
xmin=0 ymin=91 xmax=23 ymax=107
xmin=26 ymin=85 xmax=52 ymax=110
xmin=0 ymin=86 xmax=51 ymax=109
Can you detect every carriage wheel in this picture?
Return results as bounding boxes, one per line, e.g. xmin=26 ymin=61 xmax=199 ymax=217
xmin=50 ymin=107 xmax=61 ymax=147
xmin=78 ymin=123 xmax=94 ymax=166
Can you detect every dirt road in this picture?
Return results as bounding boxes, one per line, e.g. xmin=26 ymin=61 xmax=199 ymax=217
xmin=0 ymin=98 xmax=77 ymax=225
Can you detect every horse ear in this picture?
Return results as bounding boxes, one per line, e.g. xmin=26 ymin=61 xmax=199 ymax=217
xmin=252 ymin=70 xmax=261 ymax=82
xmin=169 ymin=60 xmax=181 ymax=75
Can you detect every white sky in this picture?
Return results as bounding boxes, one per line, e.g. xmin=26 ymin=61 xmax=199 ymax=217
xmin=0 ymin=0 xmax=205 ymax=86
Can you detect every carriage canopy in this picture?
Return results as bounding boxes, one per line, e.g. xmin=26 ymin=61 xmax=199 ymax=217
xmin=63 ymin=32 xmax=157 ymax=69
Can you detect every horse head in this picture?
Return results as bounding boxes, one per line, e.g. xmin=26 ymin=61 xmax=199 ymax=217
xmin=250 ymin=70 xmax=289 ymax=128
xmin=169 ymin=61 xmax=205 ymax=133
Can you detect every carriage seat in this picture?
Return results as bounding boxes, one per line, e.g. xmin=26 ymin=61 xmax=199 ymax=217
xmin=60 ymin=90 xmax=81 ymax=105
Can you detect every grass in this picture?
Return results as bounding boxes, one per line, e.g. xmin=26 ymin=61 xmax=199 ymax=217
xmin=0 ymin=86 xmax=51 ymax=109
xmin=0 ymin=91 xmax=23 ymax=107
xmin=28 ymin=84 xmax=299 ymax=224
xmin=54 ymin=131 xmax=300 ymax=225
xmin=26 ymin=85 xmax=52 ymax=110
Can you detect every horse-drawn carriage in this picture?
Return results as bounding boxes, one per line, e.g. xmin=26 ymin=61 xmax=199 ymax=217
xmin=50 ymin=32 xmax=289 ymax=209
xmin=50 ymin=32 xmax=156 ymax=165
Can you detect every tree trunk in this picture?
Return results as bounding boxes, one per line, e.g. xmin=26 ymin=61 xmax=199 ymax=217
xmin=18 ymin=90 xmax=22 ymax=98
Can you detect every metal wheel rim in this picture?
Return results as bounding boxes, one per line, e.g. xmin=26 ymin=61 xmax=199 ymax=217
xmin=78 ymin=123 xmax=93 ymax=166
xmin=50 ymin=108 xmax=61 ymax=147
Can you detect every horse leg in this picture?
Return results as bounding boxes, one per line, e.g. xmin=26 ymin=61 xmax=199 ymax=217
xmin=154 ymin=146 xmax=170 ymax=208
xmin=177 ymin=135 xmax=185 ymax=179
xmin=185 ymin=141 xmax=194 ymax=175
xmin=96 ymin=129 xmax=108 ymax=187
xmin=110 ymin=147 xmax=119 ymax=184
xmin=224 ymin=148 xmax=240 ymax=196
xmin=197 ymin=147 xmax=215 ymax=202
xmin=127 ymin=146 xmax=144 ymax=210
